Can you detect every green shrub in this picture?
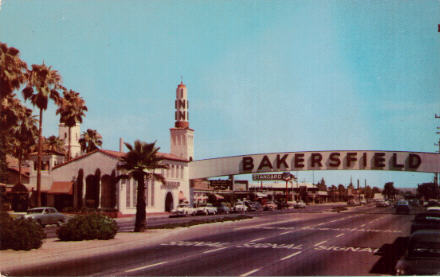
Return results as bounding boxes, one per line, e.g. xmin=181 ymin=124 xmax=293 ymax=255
xmin=0 ymin=212 xmax=46 ymax=250
xmin=57 ymin=213 xmax=118 ymax=241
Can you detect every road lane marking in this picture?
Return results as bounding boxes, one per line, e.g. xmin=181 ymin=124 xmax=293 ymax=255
xmin=314 ymin=240 xmax=328 ymax=247
xmin=336 ymin=233 xmax=344 ymax=237
xmin=125 ymin=261 xmax=167 ymax=273
xmin=250 ymin=237 xmax=265 ymax=242
xmin=360 ymin=224 xmax=366 ymax=227
xmin=240 ymin=268 xmax=261 ymax=277
xmin=280 ymin=251 xmax=302 ymax=261
xmin=280 ymin=231 xmax=294 ymax=235
xmin=203 ymin=247 xmax=228 ymax=254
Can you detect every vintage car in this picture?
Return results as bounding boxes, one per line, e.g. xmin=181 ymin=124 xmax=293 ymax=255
xmin=170 ymin=204 xmax=196 ymax=217
xmin=24 ymin=207 xmax=66 ymax=227
xmin=395 ymin=230 xmax=440 ymax=275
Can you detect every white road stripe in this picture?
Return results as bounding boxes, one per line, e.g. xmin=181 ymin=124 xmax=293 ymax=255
xmin=203 ymin=247 xmax=228 ymax=254
xmin=125 ymin=261 xmax=167 ymax=273
xmin=250 ymin=237 xmax=265 ymax=242
xmin=314 ymin=240 xmax=328 ymax=247
xmin=280 ymin=251 xmax=302 ymax=261
xmin=280 ymin=231 xmax=293 ymax=235
xmin=336 ymin=233 xmax=344 ymax=237
xmin=240 ymin=268 xmax=261 ymax=277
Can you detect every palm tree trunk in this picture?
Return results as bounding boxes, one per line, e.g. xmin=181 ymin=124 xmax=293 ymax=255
xmin=134 ymin=175 xmax=147 ymax=232
xmin=18 ymin=155 xmax=22 ymax=184
xmin=36 ymin=108 xmax=43 ymax=207
xmin=68 ymin=126 xmax=71 ymax=160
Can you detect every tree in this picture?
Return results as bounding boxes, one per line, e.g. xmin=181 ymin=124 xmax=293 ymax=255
xmin=317 ymin=177 xmax=327 ymax=191
xmin=338 ymin=184 xmax=346 ymax=201
xmin=56 ymin=89 xmax=87 ymax=160
xmin=22 ymin=63 xmax=63 ymax=206
xmin=0 ymin=42 xmax=27 ymax=99
xmin=10 ymin=107 xmax=38 ymax=184
xmin=44 ymin=136 xmax=65 ymax=153
xmin=383 ymin=182 xmax=397 ymax=200
xmin=417 ymin=183 xmax=439 ymax=200
xmin=117 ymin=140 xmax=168 ymax=232
xmin=0 ymin=95 xmax=26 ymax=182
xmin=0 ymin=42 xmax=28 ymax=182
xmin=79 ymin=129 xmax=103 ymax=153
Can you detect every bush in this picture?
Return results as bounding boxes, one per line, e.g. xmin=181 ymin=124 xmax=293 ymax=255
xmin=0 ymin=212 xmax=46 ymax=250
xmin=57 ymin=213 xmax=118 ymax=241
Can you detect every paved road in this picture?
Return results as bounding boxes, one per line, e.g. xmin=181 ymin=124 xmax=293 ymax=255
xmin=27 ymin=203 xmax=415 ymax=276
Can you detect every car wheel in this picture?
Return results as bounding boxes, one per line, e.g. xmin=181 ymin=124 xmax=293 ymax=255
xmin=56 ymin=219 xmax=64 ymax=226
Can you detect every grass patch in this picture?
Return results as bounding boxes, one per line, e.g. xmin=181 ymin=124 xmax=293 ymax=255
xmin=148 ymin=215 xmax=253 ymax=229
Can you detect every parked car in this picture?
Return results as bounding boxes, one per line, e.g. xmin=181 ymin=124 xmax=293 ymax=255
xmin=395 ymin=230 xmax=440 ymax=275
xmin=170 ymin=204 xmax=196 ymax=217
xmin=195 ymin=203 xmax=217 ymax=215
xmin=263 ymin=201 xmax=277 ymax=211
xmin=233 ymin=202 xmax=248 ymax=213
xmin=395 ymin=200 xmax=411 ymax=214
xmin=276 ymin=201 xmax=290 ymax=209
xmin=293 ymin=201 xmax=306 ymax=209
xmin=216 ymin=204 xmax=230 ymax=214
xmin=427 ymin=206 xmax=440 ymax=212
xmin=411 ymin=211 xmax=440 ymax=233
xmin=24 ymin=207 xmax=66 ymax=227
xmin=244 ymin=201 xmax=257 ymax=212
xmin=376 ymin=200 xmax=390 ymax=207
xmin=347 ymin=199 xmax=360 ymax=206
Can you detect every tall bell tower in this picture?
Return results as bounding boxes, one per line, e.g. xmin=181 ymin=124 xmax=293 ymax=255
xmin=170 ymin=81 xmax=194 ymax=161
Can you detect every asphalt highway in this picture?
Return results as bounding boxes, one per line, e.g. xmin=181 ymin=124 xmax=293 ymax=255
xmin=29 ymin=203 xmax=415 ymax=276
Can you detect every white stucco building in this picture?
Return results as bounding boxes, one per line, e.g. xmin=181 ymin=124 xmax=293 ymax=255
xmin=26 ymin=81 xmax=193 ymax=216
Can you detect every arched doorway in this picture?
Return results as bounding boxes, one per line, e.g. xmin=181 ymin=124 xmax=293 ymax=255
xmin=101 ymin=175 xmax=113 ymax=210
xmin=85 ymin=175 xmax=99 ymax=208
xmin=165 ymin=192 xmax=174 ymax=212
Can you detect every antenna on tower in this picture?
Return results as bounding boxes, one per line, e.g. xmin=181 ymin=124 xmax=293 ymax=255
xmin=180 ymin=75 xmax=183 ymax=84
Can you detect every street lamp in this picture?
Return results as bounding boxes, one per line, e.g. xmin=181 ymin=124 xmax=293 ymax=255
xmin=282 ymin=172 xmax=295 ymax=204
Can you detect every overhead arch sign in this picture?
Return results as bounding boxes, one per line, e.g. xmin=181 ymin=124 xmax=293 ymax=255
xmin=189 ymin=150 xmax=440 ymax=179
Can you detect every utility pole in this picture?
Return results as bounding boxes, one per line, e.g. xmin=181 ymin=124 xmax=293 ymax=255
xmin=435 ymin=114 xmax=440 ymax=189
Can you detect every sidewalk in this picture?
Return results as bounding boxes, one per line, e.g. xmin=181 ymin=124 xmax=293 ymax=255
xmin=0 ymin=215 xmax=259 ymax=275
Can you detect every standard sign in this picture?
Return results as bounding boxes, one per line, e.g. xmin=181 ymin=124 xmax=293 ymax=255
xmin=253 ymin=173 xmax=285 ymax=181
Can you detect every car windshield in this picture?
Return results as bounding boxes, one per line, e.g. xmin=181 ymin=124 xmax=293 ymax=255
xmin=409 ymin=241 xmax=440 ymax=258
xmin=27 ymin=208 xmax=44 ymax=214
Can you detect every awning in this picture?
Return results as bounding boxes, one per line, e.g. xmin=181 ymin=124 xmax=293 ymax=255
xmin=48 ymin=181 xmax=73 ymax=195
xmin=214 ymin=193 xmax=224 ymax=200
xmin=255 ymin=192 xmax=268 ymax=198
xmin=178 ymin=191 xmax=186 ymax=201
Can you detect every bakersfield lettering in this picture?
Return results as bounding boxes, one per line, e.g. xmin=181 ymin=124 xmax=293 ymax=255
xmin=240 ymin=152 xmax=422 ymax=172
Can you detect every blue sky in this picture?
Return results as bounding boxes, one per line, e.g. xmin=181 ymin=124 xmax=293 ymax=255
xmin=1 ymin=0 xmax=439 ymax=188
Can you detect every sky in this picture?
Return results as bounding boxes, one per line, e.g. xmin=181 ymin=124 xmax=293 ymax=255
xmin=1 ymin=0 xmax=439 ymax=188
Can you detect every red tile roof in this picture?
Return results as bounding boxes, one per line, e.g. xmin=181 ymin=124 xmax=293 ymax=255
xmin=53 ymin=149 xmax=188 ymax=170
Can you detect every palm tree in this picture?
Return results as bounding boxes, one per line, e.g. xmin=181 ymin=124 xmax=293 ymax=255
xmin=117 ymin=140 xmax=168 ymax=232
xmin=44 ymin=135 xmax=65 ymax=153
xmin=10 ymin=107 xmax=38 ymax=184
xmin=56 ymin=89 xmax=87 ymax=160
xmin=0 ymin=42 xmax=27 ymax=99
xmin=0 ymin=95 xmax=28 ymax=182
xmin=79 ymin=129 xmax=103 ymax=153
xmin=22 ymin=63 xmax=64 ymax=206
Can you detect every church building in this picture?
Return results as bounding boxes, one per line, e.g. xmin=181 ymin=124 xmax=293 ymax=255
xmin=25 ymin=81 xmax=194 ymax=215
